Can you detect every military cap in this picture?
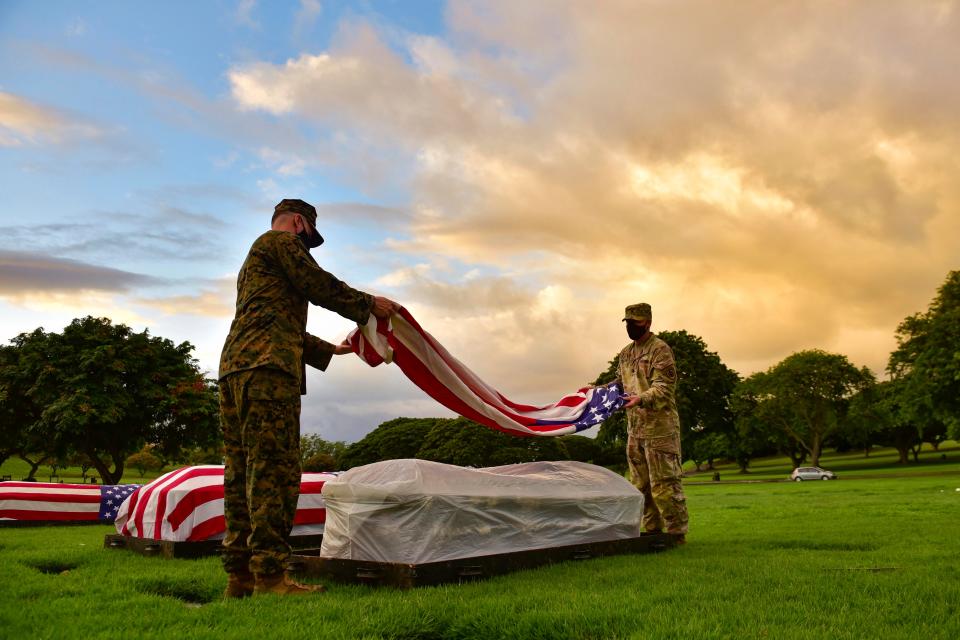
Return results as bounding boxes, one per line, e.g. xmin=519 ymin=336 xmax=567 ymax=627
xmin=623 ymin=303 xmax=652 ymax=322
xmin=273 ymin=198 xmax=324 ymax=248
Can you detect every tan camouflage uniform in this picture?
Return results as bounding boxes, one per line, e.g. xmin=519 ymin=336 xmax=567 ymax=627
xmin=618 ymin=304 xmax=689 ymax=535
xmin=219 ymin=212 xmax=373 ymax=577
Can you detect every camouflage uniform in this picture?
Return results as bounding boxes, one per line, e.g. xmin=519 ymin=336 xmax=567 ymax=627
xmin=219 ymin=207 xmax=373 ymax=577
xmin=618 ymin=304 xmax=689 ymax=535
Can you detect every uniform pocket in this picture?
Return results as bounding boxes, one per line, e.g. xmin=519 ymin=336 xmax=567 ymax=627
xmin=246 ymin=369 xmax=300 ymax=401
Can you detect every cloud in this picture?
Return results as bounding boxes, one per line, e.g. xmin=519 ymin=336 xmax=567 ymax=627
xmin=225 ymin=1 xmax=960 ymax=381
xmin=0 ymin=91 xmax=104 ymax=147
xmin=135 ymin=277 xmax=236 ymax=318
xmin=294 ymin=0 xmax=323 ymax=41
xmin=0 ymin=250 xmax=158 ymax=295
xmin=235 ymin=0 xmax=259 ymax=29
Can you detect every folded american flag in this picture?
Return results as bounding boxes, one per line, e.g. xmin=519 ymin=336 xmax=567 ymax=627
xmin=0 ymin=481 xmax=139 ymax=523
xmin=115 ymin=466 xmax=336 ymax=542
xmin=348 ymin=307 xmax=625 ymax=436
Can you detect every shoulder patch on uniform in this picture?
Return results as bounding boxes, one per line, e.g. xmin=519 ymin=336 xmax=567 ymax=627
xmin=661 ymin=363 xmax=678 ymax=383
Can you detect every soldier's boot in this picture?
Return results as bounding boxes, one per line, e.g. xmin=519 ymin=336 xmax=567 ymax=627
xmin=669 ymin=532 xmax=687 ymax=545
xmin=223 ymin=571 xmax=256 ymax=599
xmin=253 ymin=572 xmax=326 ymax=596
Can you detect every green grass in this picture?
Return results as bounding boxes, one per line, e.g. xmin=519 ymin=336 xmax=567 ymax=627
xmin=2 ymin=473 xmax=958 ymax=639
xmin=684 ymin=441 xmax=960 ymax=482
xmin=0 ymin=457 xmax=175 ymax=484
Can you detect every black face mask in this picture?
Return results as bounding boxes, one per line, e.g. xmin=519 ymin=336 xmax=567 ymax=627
xmin=627 ymin=323 xmax=648 ymax=341
xmin=297 ymin=230 xmax=312 ymax=248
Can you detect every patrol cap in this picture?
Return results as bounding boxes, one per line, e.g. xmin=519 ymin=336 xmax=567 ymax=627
xmin=273 ymin=198 xmax=324 ymax=248
xmin=622 ymin=303 xmax=652 ymax=322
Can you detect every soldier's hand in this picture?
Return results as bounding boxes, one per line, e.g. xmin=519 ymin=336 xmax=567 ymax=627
xmin=372 ymin=296 xmax=400 ymax=319
xmin=333 ymin=340 xmax=352 ymax=356
xmin=622 ymin=394 xmax=642 ymax=409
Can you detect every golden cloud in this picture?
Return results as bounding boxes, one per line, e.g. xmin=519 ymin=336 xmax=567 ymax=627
xmin=227 ymin=1 xmax=960 ymax=383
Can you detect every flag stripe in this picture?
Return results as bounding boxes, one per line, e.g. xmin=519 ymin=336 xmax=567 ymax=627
xmin=114 ymin=467 xmax=336 ymax=542
xmin=349 ymin=308 xmax=623 ymax=437
xmin=0 ymin=509 xmax=100 ymax=521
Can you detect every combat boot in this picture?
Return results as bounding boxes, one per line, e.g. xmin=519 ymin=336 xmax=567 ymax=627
xmin=253 ymin=572 xmax=326 ymax=596
xmin=223 ymin=571 xmax=255 ymax=599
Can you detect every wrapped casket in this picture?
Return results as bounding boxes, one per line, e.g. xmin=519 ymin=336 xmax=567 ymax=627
xmin=319 ymin=459 xmax=643 ymax=563
xmin=0 ymin=481 xmax=139 ymax=525
xmin=115 ymin=465 xmax=336 ymax=541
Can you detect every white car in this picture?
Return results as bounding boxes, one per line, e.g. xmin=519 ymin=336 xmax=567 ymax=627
xmin=791 ymin=466 xmax=837 ymax=481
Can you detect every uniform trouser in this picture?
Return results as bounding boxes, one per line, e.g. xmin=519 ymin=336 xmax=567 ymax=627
xmin=219 ymin=368 xmax=302 ymax=576
xmin=626 ymin=433 xmax=689 ymax=535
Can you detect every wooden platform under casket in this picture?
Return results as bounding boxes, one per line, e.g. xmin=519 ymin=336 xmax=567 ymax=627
xmin=286 ymin=533 xmax=678 ymax=588
xmin=103 ymin=533 xmax=325 ymax=559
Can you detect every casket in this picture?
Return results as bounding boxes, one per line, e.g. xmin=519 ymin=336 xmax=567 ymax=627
xmin=0 ymin=481 xmax=139 ymax=526
xmin=104 ymin=465 xmax=335 ymax=558
xmin=319 ymin=459 xmax=644 ymax=564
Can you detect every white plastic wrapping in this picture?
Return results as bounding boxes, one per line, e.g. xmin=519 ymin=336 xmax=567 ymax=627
xmin=319 ymin=459 xmax=643 ymax=563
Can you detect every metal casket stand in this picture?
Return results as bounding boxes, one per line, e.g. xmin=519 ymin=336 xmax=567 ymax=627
xmin=103 ymin=533 xmax=325 ymax=559
xmin=286 ymin=533 xmax=678 ymax=588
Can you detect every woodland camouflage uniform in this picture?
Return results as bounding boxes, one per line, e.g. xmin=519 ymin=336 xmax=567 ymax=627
xmin=618 ymin=303 xmax=689 ymax=536
xmin=219 ymin=202 xmax=373 ymax=578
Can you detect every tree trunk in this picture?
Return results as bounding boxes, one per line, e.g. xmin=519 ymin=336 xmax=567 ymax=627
xmin=910 ymin=443 xmax=921 ymax=463
xmin=895 ymin=445 xmax=909 ymax=464
xmin=87 ymin=450 xmax=123 ymax=485
xmin=810 ymin=433 xmax=822 ymax=467
xmin=18 ymin=454 xmax=43 ymax=480
xmin=863 ymin=445 xmax=871 ymax=458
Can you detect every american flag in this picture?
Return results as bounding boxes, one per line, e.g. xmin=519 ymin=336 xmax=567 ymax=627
xmin=115 ymin=465 xmax=336 ymax=542
xmin=348 ymin=307 xmax=626 ymax=437
xmin=0 ymin=481 xmax=139 ymax=523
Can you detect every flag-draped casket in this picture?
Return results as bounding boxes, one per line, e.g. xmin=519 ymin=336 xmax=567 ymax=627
xmin=0 ymin=482 xmax=139 ymax=523
xmin=319 ymin=459 xmax=644 ymax=564
xmin=114 ymin=466 xmax=337 ymax=542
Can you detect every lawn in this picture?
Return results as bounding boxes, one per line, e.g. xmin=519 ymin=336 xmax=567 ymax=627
xmin=684 ymin=441 xmax=960 ymax=483
xmin=2 ymin=472 xmax=958 ymax=639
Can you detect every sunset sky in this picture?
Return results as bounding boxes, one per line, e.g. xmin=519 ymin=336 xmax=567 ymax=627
xmin=2 ymin=1 xmax=958 ymax=443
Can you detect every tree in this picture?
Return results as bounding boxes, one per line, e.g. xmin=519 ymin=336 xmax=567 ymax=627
xmin=300 ymin=434 xmax=348 ymax=470
xmin=593 ymin=330 xmax=740 ymax=467
xmin=340 ymin=416 xmax=571 ymax=470
xmin=1 ymin=317 xmax=220 ymax=484
xmin=0 ymin=339 xmax=47 ymax=470
xmin=68 ymin=452 xmax=95 ymax=482
xmin=732 ymin=373 xmax=806 ymax=469
xmin=888 ymin=270 xmax=960 ymax=440
xmin=125 ymin=448 xmax=164 ymax=478
xmin=740 ymin=350 xmax=873 ymax=467
xmin=339 ymin=418 xmax=440 ymax=469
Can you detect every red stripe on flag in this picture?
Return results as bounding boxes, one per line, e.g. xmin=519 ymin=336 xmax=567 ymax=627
xmin=0 ymin=510 xmax=99 ymax=521
xmin=152 ymin=467 xmax=224 ymax=540
xmin=185 ymin=516 xmax=225 ymax=542
xmin=0 ymin=492 xmax=101 ymax=503
xmin=166 ymin=484 xmax=224 ymax=531
xmin=293 ymin=508 xmax=326 ymax=525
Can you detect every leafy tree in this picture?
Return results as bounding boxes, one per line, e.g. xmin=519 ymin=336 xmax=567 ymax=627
xmin=341 ymin=416 xmax=570 ymax=470
xmin=302 ymin=452 xmax=337 ymax=472
xmin=557 ymin=435 xmax=601 ymax=464
xmin=594 ymin=330 xmax=740 ymax=467
xmin=300 ymin=434 xmax=348 ymax=469
xmin=125 ymin=448 xmax=164 ymax=478
xmin=888 ymin=270 xmax=960 ymax=440
xmin=1 ymin=317 xmax=219 ymax=484
xmin=339 ymin=418 xmax=440 ymax=469
xmin=68 ymin=452 xmax=95 ymax=482
xmin=740 ymin=350 xmax=873 ymax=467
xmin=732 ymin=373 xmax=807 ymax=469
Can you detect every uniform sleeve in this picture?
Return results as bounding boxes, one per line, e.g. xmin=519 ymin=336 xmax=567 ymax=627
xmin=273 ymin=233 xmax=375 ymax=324
xmin=637 ymin=344 xmax=678 ymax=408
xmin=303 ymin=333 xmax=335 ymax=371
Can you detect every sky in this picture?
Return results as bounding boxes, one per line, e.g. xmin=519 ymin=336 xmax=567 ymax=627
xmin=1 ymin=1 xmax=958 ymax=443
